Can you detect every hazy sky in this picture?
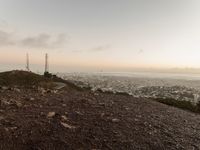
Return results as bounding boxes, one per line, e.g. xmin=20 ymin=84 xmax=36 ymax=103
xmin=0 ymin=0 xmax=200 ymax=72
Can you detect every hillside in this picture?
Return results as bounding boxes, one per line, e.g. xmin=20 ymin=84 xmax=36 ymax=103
xmin=0 ymin=71 xmax=200 ymax=149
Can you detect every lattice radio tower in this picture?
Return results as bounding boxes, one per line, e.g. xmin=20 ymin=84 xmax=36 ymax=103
xmin=26 ymin=53 xmax=30 ymax=71
xmin=45 ymin=53 xmax=49 ymax=73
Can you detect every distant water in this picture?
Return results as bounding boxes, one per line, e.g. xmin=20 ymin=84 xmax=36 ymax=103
xmin=59 ymin=71 xmax=200 ymax=104
xmin=82 ymin=72 xmax=200 ymax=80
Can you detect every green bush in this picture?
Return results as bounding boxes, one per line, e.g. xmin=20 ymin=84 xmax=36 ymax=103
xmin=44 ymin=72 xmax=52 ymax=78
xmin=154 ymin=98 xmax=200 ymax=113
xmin=196 ymin=101 xmax=200 ymax=112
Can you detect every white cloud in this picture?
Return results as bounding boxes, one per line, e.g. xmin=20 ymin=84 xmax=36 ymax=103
xmin=0 ymin=29 xmax=68 ymax=49
xmin=0 ymin=30 xmax=15 ymax=46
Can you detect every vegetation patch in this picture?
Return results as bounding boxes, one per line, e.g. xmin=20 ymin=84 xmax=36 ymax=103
xmin=153 ymin=98 xmax=200 ymax=113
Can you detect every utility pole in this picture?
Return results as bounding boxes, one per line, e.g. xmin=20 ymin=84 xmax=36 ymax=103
xmin=26 ymin=53 xmax=30 ymax=71
xmin=45 ymin=53 xmax=49 ymax=73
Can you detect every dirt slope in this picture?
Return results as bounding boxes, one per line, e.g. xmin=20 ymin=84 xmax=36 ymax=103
xmin=0 ymin=88 xmax=200 ymax=150
xmin=0 ymin=71 xmax=200 ymax=150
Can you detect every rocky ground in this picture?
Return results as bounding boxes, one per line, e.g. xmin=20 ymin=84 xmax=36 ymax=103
xmin=0 ymin=71 xmax=200 ymax=150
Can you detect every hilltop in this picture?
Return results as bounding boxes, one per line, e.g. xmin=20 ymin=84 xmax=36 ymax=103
xmin=0 ymin=70 xmax=200 ymax=149
xmin=0 ymin=70 xmax=81 ymax=90
xmin=0 ymin=70 xmax=51 ymax=87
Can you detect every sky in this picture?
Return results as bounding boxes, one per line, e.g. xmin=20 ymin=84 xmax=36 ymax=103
xmin=0 ymin=0 xmax=200 ymax=73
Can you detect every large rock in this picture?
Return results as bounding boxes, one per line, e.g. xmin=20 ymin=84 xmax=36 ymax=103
xmin=1 ymin=86 xmax=9 ymax=90
xmin=47 ymin=112 xmax=56 ymax=118
xmin=112 ymin=118 xmax=120 ymax=123
xmin=60 ymin=122 xmax=76 ymax=129
xmin=61 ymin=115 xmax=68 ymax=121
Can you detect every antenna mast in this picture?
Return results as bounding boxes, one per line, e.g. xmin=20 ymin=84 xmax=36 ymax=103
xmin=45 ymin=53 xmax=49 ymax=73
xmin=26 ymin=53 xmax=30 ymax=71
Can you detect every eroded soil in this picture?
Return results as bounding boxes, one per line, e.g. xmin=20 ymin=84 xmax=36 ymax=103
xmin=0 ymin=86 xmax=200 ymax=150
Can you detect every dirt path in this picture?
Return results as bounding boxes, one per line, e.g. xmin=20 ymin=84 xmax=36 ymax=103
xmin=53 ymin=82 xmax=66 ymax=90
xmin=0 ymin=88 xmax=200 ymax=150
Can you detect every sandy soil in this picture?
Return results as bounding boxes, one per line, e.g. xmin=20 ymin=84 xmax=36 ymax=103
xmin=0 ymin=86 xmax=200 ymax=150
